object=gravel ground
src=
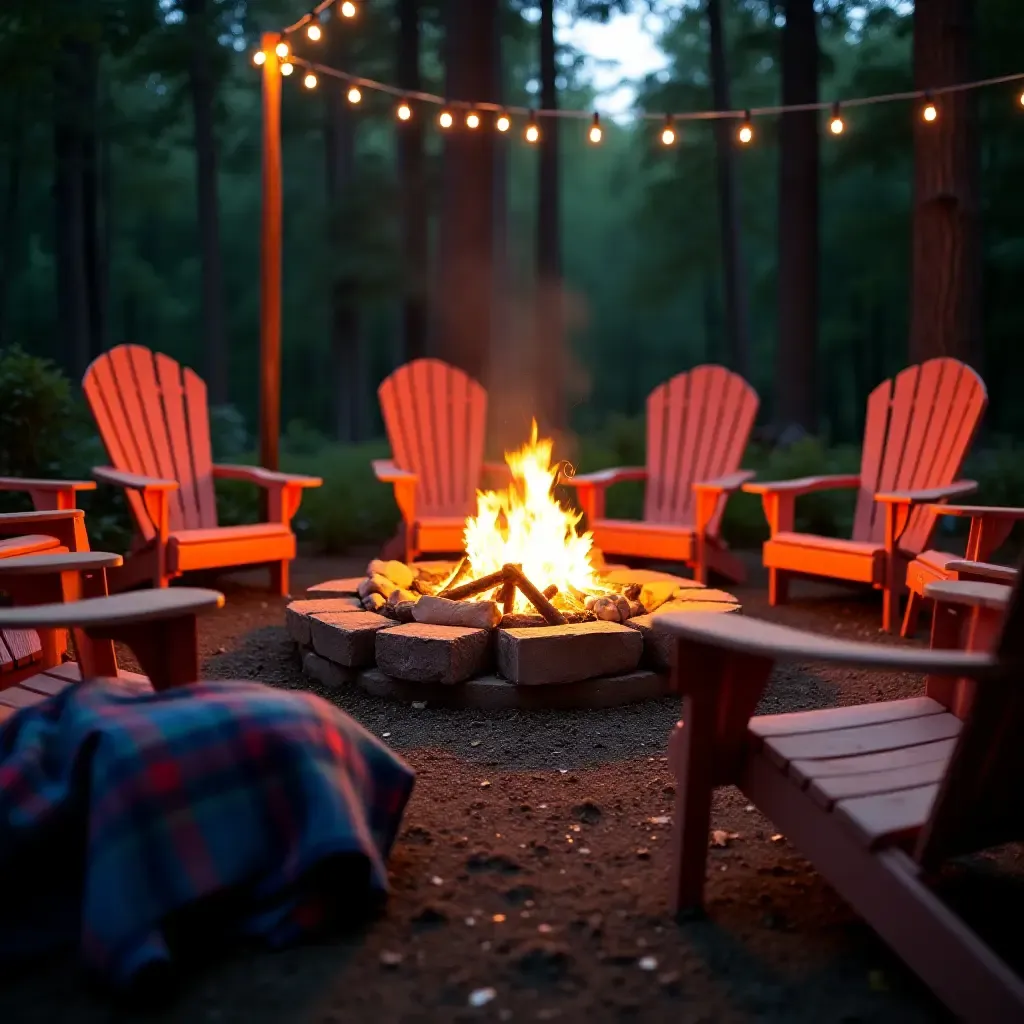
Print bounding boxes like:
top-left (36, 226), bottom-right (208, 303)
top-left (1, 551), bottom-right (1022, 1024)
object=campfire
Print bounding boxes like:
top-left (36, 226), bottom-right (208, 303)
top-left (358, 423), bottom-right (670, 628)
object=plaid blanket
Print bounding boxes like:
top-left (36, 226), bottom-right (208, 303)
top-left (0, 679), bottom-right (414, 987)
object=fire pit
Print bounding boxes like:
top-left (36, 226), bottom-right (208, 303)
top-left (287, 424), bottom-right (740, 709)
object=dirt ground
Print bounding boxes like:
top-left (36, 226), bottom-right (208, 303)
top-left (2, 551), bottom-right (1022, 1023)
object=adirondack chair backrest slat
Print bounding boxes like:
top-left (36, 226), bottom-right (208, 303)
top-left (83, 345), bottom-right (219, 538)
top-left (378, 359), bottom-right (488, 518)
top-left (916, 569), bottom-right (1024, 866)
top-left (852, 359), bottom-right (986, 554)
top-left (644, 366), bottom-right (758, 530)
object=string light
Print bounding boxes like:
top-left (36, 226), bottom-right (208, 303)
top-left (253, 50), bottom-right (267, 66)
top-left (439, 108), bottom-right (454, 129)
top-left (347, 86), bottom-right (362, 104)
top-left (661, 115), bottom-right (676, 146)
top-left (496, 111), bottom-right (511, 132)
top-left (340, 1), bottom-right (356, 16)
top-left (466, 110), bottom-right (481, 129)
top-left (303, 72), bottom-right (317, 89)
top-left (738, 111), bottom-right (753, 144)
top-left (922, 94), bottom-right (938, 122)
top-left (397, 100), bottom-right (412, 121)
top-left (525, 111), bottom-right (540, 143)
top-left (275, 41), bottom-right (289, 58)
top-left (306, 21), bottom-right (321, 41)
top-left (588, 112), bottom-right (602, 144)
top-left (829, 102), bottom-right (845, 135)
top-left (1019, 89), bottom-right (1024, 107)
top-left (280, 62), bottom-right (294, 77)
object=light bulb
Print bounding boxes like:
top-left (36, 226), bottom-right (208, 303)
top-left (275, 41), bottom-right (289, 58)
top-left (829, 103), bottom-right (844, 134)
top-left (661, 116), bottom-right (675, 145)
top-left (496, 112), bottom-right (511, 132)
top-left (922, 97), bottom-right (938, 122)
top-left (588, 113), bottom-right (602, 144)
top-left (525, 112), bottom-right (540, 143)
top-left (306, 22), bottom-right (321, 41)
top-left (280, 62), bottom-right (294, 76)
top-left (303, 72), bottom-right (317, 89)
top-left (738, 112), bottom-right (753, 144)
top-left (341, 1), bottom-right (356, 17)
top-left (397, 101), bottom-right (412, 121)
top-left (253, 50), bottom-right (267, 66)
top-left (1019, 89), bottom-right (1024, 107)
top-left (347, 86), bottom-right (362, 104)
top-left (439, 109), bottom-right (454, 129)
top-left (466, 111), bottom-right (481, 129)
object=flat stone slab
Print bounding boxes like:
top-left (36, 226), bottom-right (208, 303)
top-left (376, 622), bottom-right (492, 684)
top-left (496, 621), bottom-right (642, 685)
top-left (286, 598), bottom-right (362, 645)
top-left (302, 651), bottom-right (357, 690)
top-left (354, 668), bottom-right (669, 710)
top-left (309, 610), bottom-right (394, 668)
top-left (306, 577), bottom-right (364, 598)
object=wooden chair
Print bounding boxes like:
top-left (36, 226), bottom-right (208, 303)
top-left (374, 358), bottom-right (508, 562)
top-left (83, 344), bottom-right (321, 595)
top-left (745, 358), bottom-right (986, 632)
top-left (902, 503), bottom-right (1024, 637)
top-left (566, 366), bottom-right (758, 583)
top-left (0, 585), bottom-right (225, 725)
top-left (654, 571), bottom-right (1024, 1022)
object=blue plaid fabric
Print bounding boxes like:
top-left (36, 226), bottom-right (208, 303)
top-left (0, 680), bottom-right (414, 987)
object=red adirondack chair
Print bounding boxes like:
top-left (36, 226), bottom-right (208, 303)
top-left (745, 358), bottom-right (986, 632)
top-left (374, 358), bottom-right (508, 562)
top-left (83, 345), bottom-right (321, 595)
top-left (655, 571), bottom-right (1024, 1022)
top-left (567, 366), bottom-right (758, 584)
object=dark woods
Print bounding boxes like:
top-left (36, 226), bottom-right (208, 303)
top-left (0, 0), bottom-right (1019, 449)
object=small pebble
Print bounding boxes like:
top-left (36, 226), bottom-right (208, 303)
top-left (412, 701), bottom-right (427, 709)
top-left (480, 780), bottom-right (491, 789)
top-left (382, 732), bottom-right (391, 738)
top-left (379, 950), bottom-right (403, 968)
top-left (471, 739), bottom-right (482, 747)
top-left (431, 875), bottom-right (444, 886)
top-left (492, 913), bottom-right (506, 923)
top-left (468, 987), bottom-right (497, 1008)
top-left (638, 955), bottom-right (659, 971)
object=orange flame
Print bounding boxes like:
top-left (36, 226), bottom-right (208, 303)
top-left (463, 421), bottom-right (602, 613)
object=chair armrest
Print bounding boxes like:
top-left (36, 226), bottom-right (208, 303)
top-left (924, 579), bottom-right (1011, 612)
top-left (693, 470), bottom-right (756, 496)
top-left (564, 467), bottom-right (647, 487)
top-left (93, 466), bottom-right (179, 492)
top-left (372, 459), bottom-right (417, 484)
top-left (213, 464), bottom-right (322, 488)
top-left (928, 504), bottom-right (1024, 521)
top-left (654, 610), bottom-right (998, 676)
top-left (874, 480), bottom-right (978, 506)
top-left (0, 510), bottom-right (84, 526)
top-left (0, 587), bottom-right (222, 629)
top-left (0, 477), bottom-right (96, 494)
top-left (946, 559), bottom-right (1018, 584)
top-left (0, 509), bottom-right (89, 552)
top-left (743, 474), bottom-right (860, 497)
top-left (0, 551), bottom-right (122, 576)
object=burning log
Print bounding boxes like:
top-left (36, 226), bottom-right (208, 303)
top-left (500, 563), bottom-right (521, 614)
top-left (443, 568), bottom-right (508, 602)
top-left (542, 584), bottom-right (558, 600)
top-left (412, 595), bottom-right (501, 629)
top-left (506, 566), bottom-right (566, 626)
top-left (499, 610), bottom-right (595, 628)
top-left (438, 557), bottom-right (471, 596)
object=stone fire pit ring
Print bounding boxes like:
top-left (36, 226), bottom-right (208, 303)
top-left (287, 560), bottom-right (740, 711)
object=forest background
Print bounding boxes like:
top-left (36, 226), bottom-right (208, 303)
top-left (0, 0), bottom-right (1019, 553)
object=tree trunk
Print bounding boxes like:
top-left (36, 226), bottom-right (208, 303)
top-left (52, 38), bottom-right (91, 376)
top-left (184, 0), bottom-right (228, 404)
top-left (435, 0), bottom-right (498, 383)
top-left (909, 0), bottom-right (979, 367)
top-left (324, 28), bottom-right (361, 442)
top-left (535, 0), bottom-right (564, 432)
top-left (706, 0), bottom-right (751, 378)
top-left (776, 0), bottom-right (819, 432)
top-left (396, 0), bottom-right (428, 363)
top-left (0, 109), bottom-right (25, 346)
top-left (80, 42), bottom-right (105, 357)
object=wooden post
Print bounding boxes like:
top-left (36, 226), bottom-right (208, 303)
top-left (259, 31), bottom-right (283, 475)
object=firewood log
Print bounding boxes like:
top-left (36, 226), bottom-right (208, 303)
top-left (362, 592), bottom-right (387, 612)
top-left (592, 596), bottom-right (621, 622)
top-left (412, 595), bottom-right (501, 629)
top-left (387, 587), bottom-right (418, 607)
top-left (613, 595), bottom-right (631, 621)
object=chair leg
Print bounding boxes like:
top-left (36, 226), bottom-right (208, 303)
top-left (270, 560), bottom-right (289, 597)
top-left (768, 568), bottom-right (789, 606)
top-left (901, 589), bottom-right (924, 639)
top-left (882, 582), bottom-right (897, 634)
